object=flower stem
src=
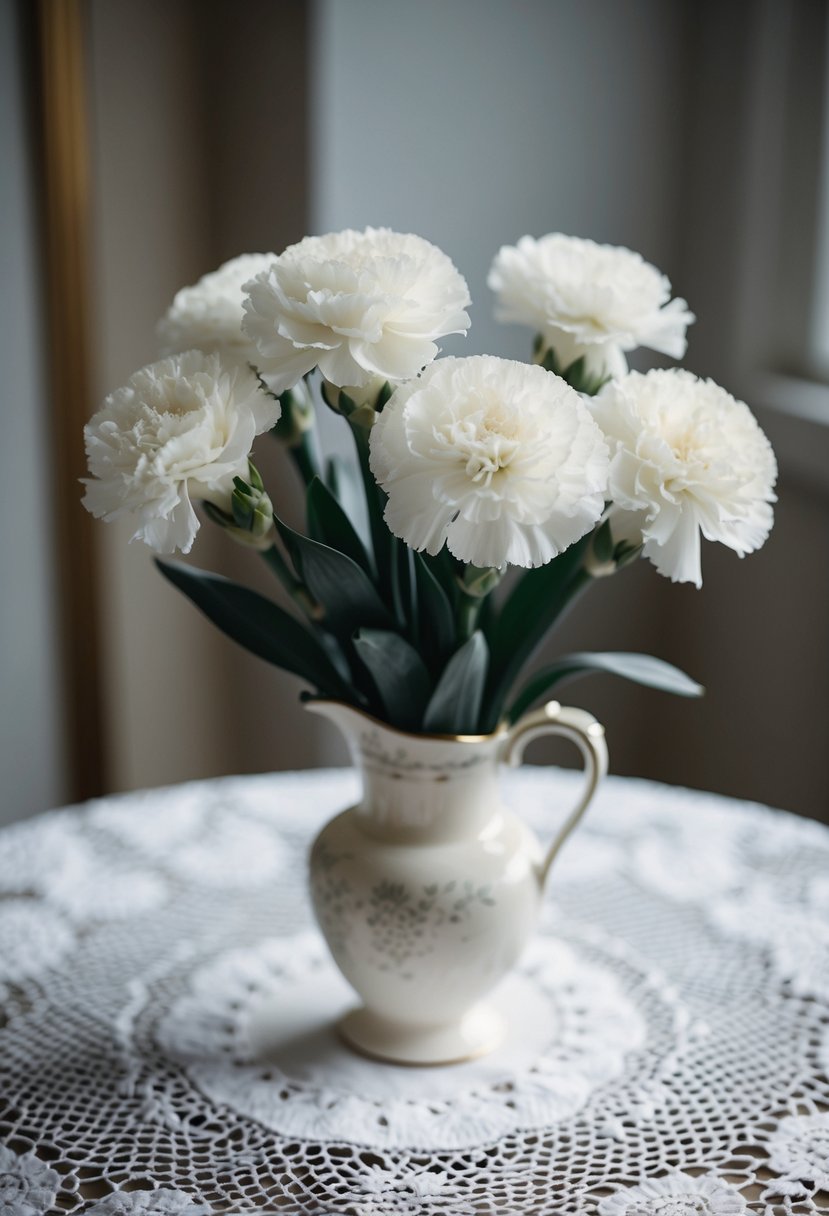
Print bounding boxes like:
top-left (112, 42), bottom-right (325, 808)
top-left (260, 544), bottom-right (320, 619)
top-left (289, 429), bottom-right (320, 487)
top-left (407, 545), bottom-right (420, 649)
top-left (348, 419), bottom-right (392, 598)
top-left (457, 592), bottom-right (482, 642)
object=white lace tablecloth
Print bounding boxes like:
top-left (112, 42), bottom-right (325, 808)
top-left (2, 767), bottom-right (829, 1216)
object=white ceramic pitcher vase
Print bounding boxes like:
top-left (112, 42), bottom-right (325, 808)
top-left (307, 698), bottom-right (608, 1066)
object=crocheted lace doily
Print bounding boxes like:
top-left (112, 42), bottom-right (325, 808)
top-left (1, 767), bottom-right (828, 1214)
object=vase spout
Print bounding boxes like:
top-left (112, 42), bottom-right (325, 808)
top-left (304, 697), bottom-right (370, 758)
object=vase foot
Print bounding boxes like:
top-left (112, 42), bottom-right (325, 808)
top-left (338, 1004), bottom-right (505, 1066)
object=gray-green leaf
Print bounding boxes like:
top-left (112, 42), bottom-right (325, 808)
top-left (353, 628), bottom-right (432, 731)
top-left (481, 538), bottom-right (589, 731)
top-left (156, 560), bottom-right (355, 701)
top-left (507, 650), bottom-right (704, 723)
top-left (423, 631), bottom-right (489, 734)
top-left (413, 552), bottom-right (455, 665)
top-left (275, 517), bottom-right (393, 640)
top-left (306, 476), bottom-right (374, 577)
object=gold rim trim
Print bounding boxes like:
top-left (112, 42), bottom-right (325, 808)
top-left (305, 697), bottom-right (509, 744)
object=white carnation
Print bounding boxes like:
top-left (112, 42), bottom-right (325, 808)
top-left (82, 351), bottom-right (280, 554)
top-left (242, 227), bottom-right (471, 396)
top-left (488, 233), bottom-right (694, 379)
top-left (593, 368), bottom-right (777, 587)
top-left (369, 355), bottom-right (609, 570)
top-left (157, 253), bottom-right (277, 359)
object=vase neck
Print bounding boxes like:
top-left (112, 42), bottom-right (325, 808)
top-left (306, 702), bottom-right (506, 843)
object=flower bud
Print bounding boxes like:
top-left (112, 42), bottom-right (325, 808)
top-left (458, 564), bottom-right (503, 599)
top-left (584, 518), bottom-right (642, 578)
top-left (613, 540), bottom-right (643, 570)
top-left (204, 462), bottom-right (276, 551)
top-left (321, 378), bottom-right (391, 428)
top-left (271, 381), bottom-right (315, 448)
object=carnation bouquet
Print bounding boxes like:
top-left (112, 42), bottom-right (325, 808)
top-left (83, 229), bottom-right (777, 736)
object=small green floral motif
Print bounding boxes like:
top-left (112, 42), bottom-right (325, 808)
top-left (366, 878), bottom-right (497, 977)
top-left (311, 846), bottom-right (497, 980)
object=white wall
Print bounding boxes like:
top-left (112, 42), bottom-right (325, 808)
top-left (0, 0), bottom-right (68, 823)
top-left (312, 0), bottom-right (687, 361)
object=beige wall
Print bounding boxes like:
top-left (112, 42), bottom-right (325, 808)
top-left (87, 0), bottom-right (343, 793)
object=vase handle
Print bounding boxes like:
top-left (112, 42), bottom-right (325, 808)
top-left (501, 701), bottom-right (608, 891)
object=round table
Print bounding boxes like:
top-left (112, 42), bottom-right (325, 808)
top-left (1, 767), bottom-right (829, 1216)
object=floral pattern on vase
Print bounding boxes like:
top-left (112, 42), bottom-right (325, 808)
top-left (311, 841), bottom-right (498, 980)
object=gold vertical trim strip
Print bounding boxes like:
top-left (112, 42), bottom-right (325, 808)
top-left (36, 0), bottom-right (106, 800)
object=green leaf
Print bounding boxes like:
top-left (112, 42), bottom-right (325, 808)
top-left (156, 560), bottom-right (355, 701)
top-left (413, 552), bottom-right (455, 665)
top-left (275, 516), bottom-right (393, 640)
top-left (318, 630), bottom-right (353, 685)
top-left (325, 454), bottom-right (372, 553)
top-left (353, 628), bottom-right (432, 731)
top-left (423, 631), bottom-right (489, 734)
top-left (389, 537), bottom-right (409, 630)
top-left (482, 538), bottom-right (590, 731)
top-left (540, 346), bottom-right (561, 374)
top-left (406, 545), bottom-right (419, 645)
top-left (421, 547), bottom-right (460, 604)
top-left (562, 354), bottom-right (587, 385)
top-left (507, 651), bottom-right (704, 723)
top-left (538, 345), bottom-right (608, 395)
top-left (348, 416), bottom-right (393, 596)
top-left (306, 476), bottom-right (374, 577)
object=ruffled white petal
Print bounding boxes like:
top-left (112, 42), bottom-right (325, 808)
top-left (644, 505), bottom-right (703, 588)
top-left (593, 368), bottom-right (777, 586)
top-left (369, 355), bottom-right (609, 570)
top-left (242, 228), bottom-right (470, 394)
top-left (157, 253), bottom-right (277, 359)
top-left (488, 233), bottom-right (694, 375)
top-left (82, 351), bottom-right (281, 554)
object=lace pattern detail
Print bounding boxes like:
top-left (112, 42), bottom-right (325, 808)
top-left (0, 769), bottom-right (827, 1212)
top-left (0, 1146), bottom-right (62, 1216)
top-left (597, 1172), bottom-right (747, 1215)
top-left (0, 900), bottom-right (75, 991)
top-left (151, 928), bottom-right (660, 1150)
top-left (85, 1190), bottom-right (209, 1215)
